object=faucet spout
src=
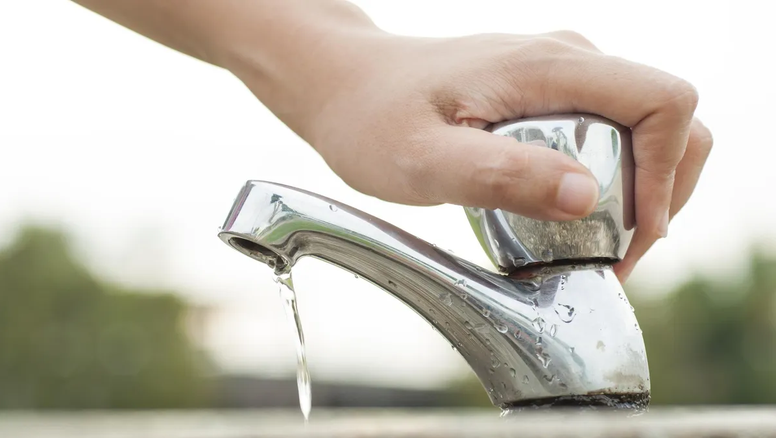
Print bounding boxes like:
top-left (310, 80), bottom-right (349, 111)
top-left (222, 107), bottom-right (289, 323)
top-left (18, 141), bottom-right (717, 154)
top-left (218, 180), bottom-right (650, 408)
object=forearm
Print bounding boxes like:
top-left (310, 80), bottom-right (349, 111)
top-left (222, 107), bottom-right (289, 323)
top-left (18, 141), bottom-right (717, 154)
top-left (71, 0), bottom-right (384, 139)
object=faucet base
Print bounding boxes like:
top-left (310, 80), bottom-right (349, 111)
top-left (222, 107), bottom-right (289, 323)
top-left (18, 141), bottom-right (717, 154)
top-left (502, 391), bottom-right (650, 413)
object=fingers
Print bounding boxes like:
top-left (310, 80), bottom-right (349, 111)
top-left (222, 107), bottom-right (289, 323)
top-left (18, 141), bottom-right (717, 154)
top-left (614, 118), bottom-right (713, 282)
top-left (485, 43), bottom-right (697, 237)
top-left (668, 118), bottom-right (714, 217)
top-left (404, 126), bottom-right (600, 220)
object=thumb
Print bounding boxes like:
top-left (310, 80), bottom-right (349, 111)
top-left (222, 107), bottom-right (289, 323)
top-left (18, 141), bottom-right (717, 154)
top-left (417, 126), bottom-right (600, 221)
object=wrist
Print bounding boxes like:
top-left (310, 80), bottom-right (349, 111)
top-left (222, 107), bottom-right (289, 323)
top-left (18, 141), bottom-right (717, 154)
top-left (220, 1), bottom-right (387, 144)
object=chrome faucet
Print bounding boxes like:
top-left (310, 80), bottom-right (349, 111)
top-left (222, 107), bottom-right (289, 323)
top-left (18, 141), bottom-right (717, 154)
top-left (217, 114), bottom-right (650, 409)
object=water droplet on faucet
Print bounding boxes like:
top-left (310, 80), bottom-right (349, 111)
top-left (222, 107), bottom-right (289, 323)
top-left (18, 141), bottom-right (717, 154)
top-left (440, 292), bottom-right (453, 306)
top-left (522, 375), bottom-right (530, 384)
top-left (510, 368), bottom-right (517, 378)
top-left (521, 281), bottom-right (542, 292)
top-left (549, 324), bottom-right (558, 337)
top-left (541, 249), bottom-right (554, 262)
top-left (464, 321), bottom-right (473, 330)
top-left (555, 304), bottom-right (576, 323)
top-left (329, 204), bottom-right (338, 212)
top-left (490, 356), bottom-right (501, 368)
top-left (482, 309), bottom-right (491, 318)
top-left (495, 322), bottom-right (509, 333)
top-left (511, 256), bottom-right (527, 268)
top-left (454, 279), bottom-right (467, 288)
top-left (532, 317), bottom-right (546, 333)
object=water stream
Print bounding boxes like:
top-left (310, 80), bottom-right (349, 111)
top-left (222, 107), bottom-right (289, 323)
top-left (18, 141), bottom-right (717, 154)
top-left (275, 271), bottom-right (311, 421)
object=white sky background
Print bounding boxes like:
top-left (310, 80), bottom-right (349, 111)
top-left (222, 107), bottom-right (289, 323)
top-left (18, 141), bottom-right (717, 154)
top-left (0, 0), bottom-right (773, 389)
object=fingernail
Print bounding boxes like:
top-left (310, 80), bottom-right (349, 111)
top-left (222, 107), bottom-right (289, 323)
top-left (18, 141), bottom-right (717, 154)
top-left (556, 173), bottom-right (599, 216)
top-left (658, 210), bottom-right (669, 238)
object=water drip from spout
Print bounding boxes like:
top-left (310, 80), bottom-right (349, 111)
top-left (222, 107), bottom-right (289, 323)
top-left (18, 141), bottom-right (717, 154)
top-left (275, 271), bottom-right (311, 422)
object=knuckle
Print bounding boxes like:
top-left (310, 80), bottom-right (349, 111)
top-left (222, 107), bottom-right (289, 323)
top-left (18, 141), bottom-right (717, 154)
top-left (546, 30), bottom-right (596, 49)
top-left (398, 156), bottom-right (432, 202)
top-left (518, 36), bottom-right (575, 58)
top-left (394, 134), bottom-right (438, 203)
top-left (477, 147), bottom-right (532, 208)
top-left (657, 78), bottom-right (700, 115)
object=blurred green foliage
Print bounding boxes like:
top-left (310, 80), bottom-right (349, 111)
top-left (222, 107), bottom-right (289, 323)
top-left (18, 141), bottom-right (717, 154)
top-left (0, 226), bottom-right (212, 409)
top-left (635, 250), bottom-right (776, 405)
top-left (449, 251), bottom-right (776, 407)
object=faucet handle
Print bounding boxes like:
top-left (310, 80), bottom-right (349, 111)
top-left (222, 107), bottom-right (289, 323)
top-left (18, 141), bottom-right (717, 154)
top-left (465, 114), bottom-right (635, 273)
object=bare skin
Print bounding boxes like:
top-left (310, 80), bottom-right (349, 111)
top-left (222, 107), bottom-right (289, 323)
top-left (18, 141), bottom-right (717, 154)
top-left (71, 0), bottom-right (713, 282)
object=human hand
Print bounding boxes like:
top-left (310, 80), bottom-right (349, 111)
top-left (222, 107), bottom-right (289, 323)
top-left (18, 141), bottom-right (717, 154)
top-left (235, 30), bottom-right (712, 282)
